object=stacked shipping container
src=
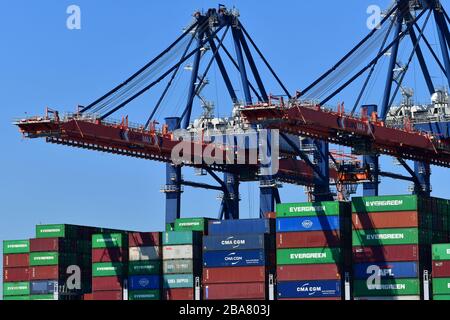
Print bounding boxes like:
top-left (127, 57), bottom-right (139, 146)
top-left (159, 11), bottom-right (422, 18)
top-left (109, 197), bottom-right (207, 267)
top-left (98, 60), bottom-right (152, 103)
top-left (351, 195), bottom-right (442, 300)
top-left (3, 240), bottom-right (30, 300)
top-left (203, 219), bottom-right (275, 300)
top-left (91, 233), bottom-right (128, 300)
top-left (432, 243), bottom-right (450, 300)
top-left (162, 222), bottom-right (203, 300)
top-left (28, 224), bottom-right (91, 300)
top-left (127, 232), bottom-right (162, 300)
top-left (275, 202), bottom-right (351, 300)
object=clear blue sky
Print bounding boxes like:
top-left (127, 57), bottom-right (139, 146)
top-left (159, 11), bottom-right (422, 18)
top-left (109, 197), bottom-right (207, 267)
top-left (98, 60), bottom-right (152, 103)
top-left (1, 0), bottom-right (450, 296)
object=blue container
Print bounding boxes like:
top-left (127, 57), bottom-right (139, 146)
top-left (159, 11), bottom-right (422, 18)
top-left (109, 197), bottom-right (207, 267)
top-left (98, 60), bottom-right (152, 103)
top-left (208, 219), bottom-right (274, 235)
top-left (353, 262), bottom-right (418, 280)
top-left (30, 280), bottom-right (58, 295)
top-left (203, 234), bottom-right (272, 251)
top-left (128, 275), bottom-right (161, 290)
top-left (276, 216), bottom-right (340, 232)
top-left (203, 249), bottom-right (267, 267)
top-left (277, 280), bottom-right (342, 299)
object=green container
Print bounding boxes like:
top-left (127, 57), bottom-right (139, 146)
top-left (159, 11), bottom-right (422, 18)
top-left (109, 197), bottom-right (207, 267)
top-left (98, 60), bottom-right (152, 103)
top-left (352, 195), bottom-right (419, 213)
top-left (3, 295), bottom-right (30, 300)
top-left (92, 262), bottom-right (123, 277)
top-left (433, 295), bottom-right (450, 300)
top-left (128, 261), bottom-right (161, 275)
top-left (3, 240), bottom-right (30, 254)
top-left (276, 201), bottom-right (342, 217)
top-left (36, 224), bottom-right (77, 239)
top-left (433, 278), bottom-right (450, 295)
top-left (3, 282), bottom-right (30, 296)
top-left (353, 279), bottom-right (420, 296)
top-left (163, 274), bottom-right (194, 288)
top-left (92, 233), bottom-right (123, 248)
top-left (30, 294), bottom-right (56, 300)
top-left (432, 243), bottom-right (450, 261)
top-left (352, 228), bottom-right (419, 246)
top-left (174, 218), bottom-right (210, 232)
top-left (276, 247), bottom-right (341, 265)
top-left (162, 231), bottom-right (201, 245)
top-left (29, 252), bottom-right (59, 266)
top-left (128, 290), bottom-right (160, 300)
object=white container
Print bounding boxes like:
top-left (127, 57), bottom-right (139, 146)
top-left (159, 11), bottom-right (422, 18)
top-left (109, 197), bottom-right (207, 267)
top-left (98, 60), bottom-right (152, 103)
top-left (129, 246), bottom-right (161, 261)
top-left (353, 296), bottom-right (421, 300)
top-left (162, 245), bottom-right (200, 260)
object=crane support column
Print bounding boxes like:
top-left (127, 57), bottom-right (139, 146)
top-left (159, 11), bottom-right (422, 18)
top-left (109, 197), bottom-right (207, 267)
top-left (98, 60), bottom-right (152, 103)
top-left (433, 7), bottom-right (450, 90)
top-left (260, 129), bottom-right (279, 217)
top-left (313, 140), bottom-right (333, 201)
top-left (224, 172), bottom-right (240, 219)
top-left (381, 1), bottom-right (406, 119)
top-left (414, 161), bottom-right (431, 196)
top-left (232, 26), bottom-right (252, 105)
top-left (362, 105), bottom-right (379, 196)
top-left (164, 117), bottom-right (182, 224)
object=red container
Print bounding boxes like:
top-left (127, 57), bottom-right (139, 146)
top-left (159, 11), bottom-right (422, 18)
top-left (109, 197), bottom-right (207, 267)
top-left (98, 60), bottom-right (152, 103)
top-left (204, 282), bottom-right (266, 300)
top-left (433, 260), bottom-right (450, 278)
top-left (30, 238), bottom-right (76, 252)
top-left (353, 245), bottom-right (419, 263)
top-left (277, 264), bottom-right (341, 281)
top-left (276, 231), bottom-right (341, 248)
top-left (3, 267), bottom-right (29, 282)
top-left (92, 248), bottom-right (127, 263)
top-left (92, 290), bottom-right (122, 300)
top-left (92, 276), bottom-right (123, 291)
top-left (203, 266), bottom-right (267, 284)
top-left (163, 288), bottom-right (194, 300)
top-left (353, 211), bottom-right (418, 229)
top-left (82, 293), bottom-right (94, 300)
top-left (30, 266), bottom-right (59, 280)
top-left (3, 253), bottom-right (29, 268)
top-left (129, 232), bottom-right (161, 247)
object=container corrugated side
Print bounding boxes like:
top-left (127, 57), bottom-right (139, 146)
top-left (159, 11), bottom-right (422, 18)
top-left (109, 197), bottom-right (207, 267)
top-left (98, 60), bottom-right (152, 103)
top-left (353, 279), bottom-right (420, 296)
top-left (276, 201), bottom-right (342, 217)
top-left (174, 218), bottom-right (213, 232)
top-left (129, 275), bottom-right (161, 291)
top-left (3, 240), bottom-right (30, 254)
top-left (162, 231), bottom-right (202, 245)
top-left (203, 249), bottom-right (268, 268)
top-left (92, 233), bottom-right (124, 248)
top-left (92, 262), bottom-right (124, 277)
top-left (207, 219), bottom-right (274, 235)
top-left (276, 216), bottom-right (341, 232)
top-left (352, 195), bottom-right (419, 213)
top-left (129, 246), bottom-right (161, 261)
top-left (3, 282), bottom-right (30, 296)
top-left (128, 290), bottom-right (160, 300)
top-left (432, 243), bottom-right (450, 260)
top-left (353, 262), bottom-right (418, 279)
top-left (128, 261), bottom-right (161, 275)
top-left (352, 228), bottom-right (419, 246)
top-left (162, 245), bottom-right (200, 260)
top-left (432, 278), bottom-right (450, 295)
top-left (203, 234), bottom-right (272, 251)
top-left (163, 274), bottom-right (194, 289)
top-left (277, 280), bottom-right (342, 299)
top-left (276, 247), bottom-right (341, 265)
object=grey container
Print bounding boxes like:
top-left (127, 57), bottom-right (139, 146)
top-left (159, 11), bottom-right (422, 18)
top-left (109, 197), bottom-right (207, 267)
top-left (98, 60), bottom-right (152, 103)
top-left (162, 259), bottom-right (202, 274)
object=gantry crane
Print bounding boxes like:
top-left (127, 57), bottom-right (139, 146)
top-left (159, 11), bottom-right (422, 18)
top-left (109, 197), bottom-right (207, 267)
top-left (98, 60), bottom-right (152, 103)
top-left (15, 1), bottom-right (450, 224)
